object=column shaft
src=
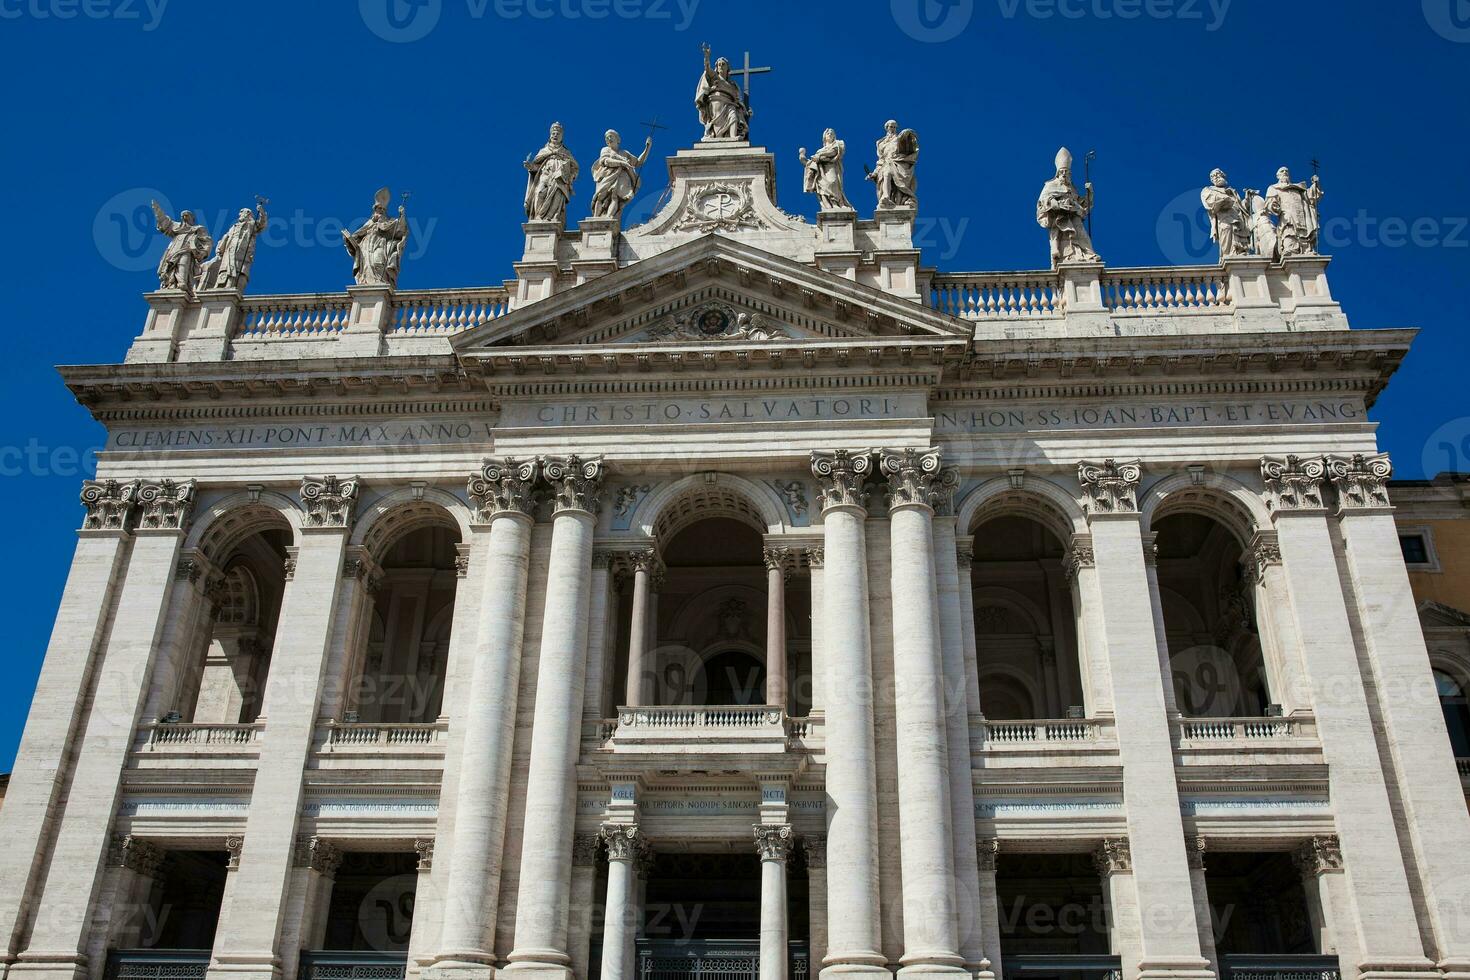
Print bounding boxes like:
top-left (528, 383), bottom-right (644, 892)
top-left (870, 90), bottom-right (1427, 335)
top-left (624, 562), bottom-right (651, 707)
top-left (758, 840), bottom-right (790, 980)
top-left (766, 555), bottom-right (788, 711)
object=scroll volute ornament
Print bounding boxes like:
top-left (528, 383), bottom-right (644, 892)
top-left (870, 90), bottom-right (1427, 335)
top-left (1077, 458), bottom-right (1141, 515)
top-left (80, 479), bottom-right (138, 531)
top-left (1326, 452), bottom-right (1392, 511)
top-left (879, 447), bottom-right (944, 510)
top-left (301, 476), bottom-right (362, 528)
top-left (810, 448), bottom-right (873, 511)
top-left (469, 456), bottom-right (540, 520)
top-left (1260, 454), bottom-right (1327, 512)
top-left (135, 479), bottom-right (197, 531)
top-left (542, 454), bottom-right (606, 515)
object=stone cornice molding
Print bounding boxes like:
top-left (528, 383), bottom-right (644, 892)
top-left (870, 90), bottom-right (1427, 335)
top-left (753, 823), bottom-right (794, 863)
top-left (468, 456), bottom-right (540, 522)
top-left (810, 448), bottom-right (873, 513)
top-left (879, 447), bottom-right (945, 512)
top-left (1261, 455), bottom-right (1328, 514)
top-left (1327, 452), bottom-right (1393, 513)
top-left (1078, 459), bottom-right (1142, 517)
top-left (301, 476), bottom-right (362, 529)
top-left (543, 454), bottom-right (606, 516)
top-left (1292, 835), bottom-right (1343, 877)
top-left (81, 479), bottom-right (138, 532)
top-left (1093, 837), bottom-right (1132, 876)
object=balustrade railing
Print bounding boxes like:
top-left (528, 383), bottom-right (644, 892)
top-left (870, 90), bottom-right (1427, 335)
top-left (322, 721), bottom-right (447, 749)
top-left (1458, 757), bottom-right (1470, 778)
top-left (298, 950), bottom-right (408, 980)
top-left (625, 939), bottom-right (808, 980)
top-left (1219, 954), bottom-right (1341, 980)
top-left (980, 718), bottom-right (1102, 744)
top-left (1101, 266), bottom-right (1231, 313)
top-left (616, 706), bottom-right (784, 730)
top-left (1003, 953), bottom-right (1123, 980)
top-left (104, 950), bottom-right (211, 980)
top-left (140, 722), bottom-right (262, 749)
top-left (1176, 716), bottom-right (1303, 742)
top-left (390, 286), bottom-right (510, 335)
top-left (931, 272), bottom-right (1064, 319)
top-left (237, 293), bottom-right (353, 337)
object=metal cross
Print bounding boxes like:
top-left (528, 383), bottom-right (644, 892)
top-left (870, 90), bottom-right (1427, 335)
top-left (728, 51), bottom-right (772, 99)
top-left (640, 115), bottom-right (669, 144)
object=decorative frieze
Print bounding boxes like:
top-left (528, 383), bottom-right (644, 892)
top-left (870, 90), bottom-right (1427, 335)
top-left (80, 479), bottom-right (137, 531)
top-left (1327, 452), bottom-right (1393, 511)
top-left (1261, 455), bottom-right (1327, 512)
top-left (1292, 835), bottom-right (1344, 877)
top-left (468, 456), bottom-right (540, 521)
top-left (415, 838), bottom-right (435, 872)
top-left (1093, 837), bottom-right (1132, 876)
top-left (753, 823), bottom-right (794, 863)
top-left (976, 838), bottom-right (999, 873)
top-left (293, 835), bottom-right (342, 878)
top-left (542, 454), bottom-right (606, 515)
top-left (135, 479), bottom-right (197, 531)
top-left (1077, 458), bottom-right (1141, 515)
top-left (810, 448), bottom-right (872, 511)
top-left (878, 447), bottom-right (944, 511)
top-left (301, 476), bottom-right (361, 528)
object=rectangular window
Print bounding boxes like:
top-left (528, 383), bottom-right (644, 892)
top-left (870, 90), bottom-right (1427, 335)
top-left (1400, 533), bottom-right (1431, 566)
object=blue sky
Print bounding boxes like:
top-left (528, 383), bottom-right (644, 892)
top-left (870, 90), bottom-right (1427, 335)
top-left (0, 0), bottom-right (1466, 769)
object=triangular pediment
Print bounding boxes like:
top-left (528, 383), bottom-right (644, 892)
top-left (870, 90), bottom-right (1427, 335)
top-left (450, 234), bottom-right (969, 353)
top-left (1420, 599), bottom-right (1470, 630)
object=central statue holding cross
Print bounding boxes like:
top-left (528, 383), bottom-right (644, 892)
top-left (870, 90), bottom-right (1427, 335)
top-left (695, 43), bottom-right (751, 141)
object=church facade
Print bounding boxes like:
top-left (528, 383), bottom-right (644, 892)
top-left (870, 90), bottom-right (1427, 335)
top-left (3, 60), bottom-right (1469, 980)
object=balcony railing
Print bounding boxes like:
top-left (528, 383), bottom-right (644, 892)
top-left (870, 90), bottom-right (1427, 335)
top-left (104, 949), bottom-right (211, 980)
top-left (629, 939), bottom-right (808, 980)
top-left (1003, 953), bottom-right (1123, 980)
top-left (979, 718), bottom-right (1106, 745)
top-left (1174, 716), bottom-right (1314, 743)
top-left (138, 722), bottom-right (262, 750)
top-left (298, 950), bottom-right (408, 980)
top-left (321, 721), bottom-right (447, 750)
top-left (596, 706), bottom-right (798, 756)
top-left (1219, 954), bottom-right (1341, 980)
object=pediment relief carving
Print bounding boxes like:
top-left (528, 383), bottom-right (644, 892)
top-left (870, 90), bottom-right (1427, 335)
top-left (643, 301), bottom-right (786, 343)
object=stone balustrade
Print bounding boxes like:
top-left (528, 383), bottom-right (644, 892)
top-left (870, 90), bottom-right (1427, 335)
top-left (978, 717), bottom-right (1107, 744)
top-left (1100, 265), bottom-right (1231, 314)
top-left (930, 271), bottom-right (1064, 320)
top-left (138, 722), bottom-right (263, 751)
top-left (320, 721), bottom-right (448, 750)
top-left (1174, 715), bottom-right (1315, 743)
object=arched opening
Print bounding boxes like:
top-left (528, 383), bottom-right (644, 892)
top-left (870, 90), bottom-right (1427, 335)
top-left (1436, 668), bottom-right (1470, 758)
top-left (176, 525), bottom-right (290, 724)
top-left (1151, 512), bottom-right (1271, 717)
top-left (349, 522), bottom-right (462, 723)
top-left (970, 515), bottom-right (1084, 720)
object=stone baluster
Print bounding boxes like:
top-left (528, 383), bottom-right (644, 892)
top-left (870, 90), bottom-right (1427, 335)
top-left (878, 448), bottom-right (966, 980)
top-left (505, 455), bottom-right (605, 980)
top-left (624, 548), bottom-right (658, 707)
top-left (808, 449), bottom-right (887, 980)
top-left (764, 547), bottom-right (792, 712)
top-left (755, 825), bottom-right (794, 980)
top-left (14, 481), bottom-right (197, 976)
top-left (431, 459), bottom-right (542, 979)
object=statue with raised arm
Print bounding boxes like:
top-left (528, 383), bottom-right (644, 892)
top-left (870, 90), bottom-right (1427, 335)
top-left (590, 129), bottom-right (652, 220)
top-left (1266, 166), bottom-right (1324, 257)
top-left (200, 198), bottom-right (268, 291)
top-left (868, 120), bottom-right (918, 209)
top-left (695, 43), bottom-right (750, 140)
top-left (1037, 146), bottom-right (1099, 266)
top-left (342, 187), bottom-right (408, 288)
top-left (799, 129), bottom-right (852, 211)
top-left (523, 121), bottom-right (579, 224)
top-left (150, 201), bottom-right (213, 297)
top-left (1245, 190), bottom-right (1279, 262)
top-left (1200, 169), bottom-right (1251, 260)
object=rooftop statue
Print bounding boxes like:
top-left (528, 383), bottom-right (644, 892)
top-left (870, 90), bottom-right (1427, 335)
top-left (1037, 146), bottom-right (1099, 266)
top-left (799, 129), bottom-right (852, 212)
top-left (868, 120), bottom-right (918, 209)
top-left (199, 198), bottom-right (268, 292)
top-left (1200, 169), bottom-right (1251, 260)
top-left (150, 201), bottom-right (213, 298)
top-left (524, 122), bottom-right (579, 224)
top-left (342, 187), bottom-right (408, 288)
top-left (695, 43), bottom-right (751, 141)
top-left (590, 129), bottom-right (653, 221)
top-left (1266, 166), bottom-right (1324, 257)
top-left (1246, 190), bottom-right (1279, 263)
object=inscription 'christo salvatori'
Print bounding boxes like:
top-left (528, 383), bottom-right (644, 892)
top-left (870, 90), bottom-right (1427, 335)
top-left (528, 396), bottom-right (904, 426)
top-left (939, 398), bottom-right (1363, 433)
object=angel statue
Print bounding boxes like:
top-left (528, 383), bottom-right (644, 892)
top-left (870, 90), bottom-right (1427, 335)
top-left (868, 120), bottom-right (918, 209)
top-left (695, 43), bottom-right (750, 141)
top-left (150, 201), bottom-right (213, 297)
top-left (1266, 166), bottom-right (1324, 257)
top-left (341, 187), bottom-right (409, 288)
top-left (1036, 146), bottom-right (1099, 266)
top-left (524, 121), bottom-right (579, 224)
top-left (590, 129), bottom-right (653, 220)
top-left (199, 198), bottom-right (269, 291)
top-left (1200, 169), bottom-right (1250, 260)
top-left (799, 129), bottom-right (852, 212)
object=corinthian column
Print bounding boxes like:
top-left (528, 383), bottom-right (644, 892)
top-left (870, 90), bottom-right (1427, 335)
top-left (878, 448), bottom-right (965, 980)
top-left (624, 549), bottom-right (657, 707)
top-left (505, 455), bottom-right (605, 980)
top-left (599, 825), bottom-right (648, 980)
top-left (431, 459), bottom-right (541, 980)
top-left (755, 825), bottom-right (794, 980)
top-left (809, 449), bottom-right (887, 980)
top-left (764, 547), bottom-right (792, 712)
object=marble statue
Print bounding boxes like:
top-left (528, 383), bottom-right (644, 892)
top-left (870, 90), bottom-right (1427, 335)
top-left (1037, 147), bottom-right (1099, 266)
top-left (868, 120), bottom-right (918, 209)
top-left (590, 129), bottom-right (653, 220)
top-left (1200, 169), bottom-right (1251, 260)
top-left (696, 44), bottom-right (751, 140)
top-left (1246, 190), bottom-right (1279, 263)
top-left (1266, 167), bottom-right (1324, 257)
top-left (150, 201), bottom-right (213, 297)
top-left (799, 129), bottom-right (852, 211)
top-left (524, 122), bottom-right (579, 224)
top-left (341, 187), bottom-right (408, 288)
top-left (199, 199), bottom-right (268, 292)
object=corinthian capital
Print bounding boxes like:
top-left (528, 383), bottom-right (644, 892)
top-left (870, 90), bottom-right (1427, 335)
top-left (135, 479), bottom-right (197, 532)
top-left (878, 447), bottom-right (947, 512)
top-left (468, 456), bottom-right (540, 521)
top-left (1291, 835), bottom-right (1343, 877)
top-left (600, 823), bottom-right (648, 863)
top-left (1092, 837), bottom-right (1132, 876)
top-left (753, 823), bottom-right (793, 863)
top-left (80, 479), bottom-right (138, 531)
top-left (1261, 455), bottom-right (1327, 512)
top-left (1326, 453), bottom-right (1392, 512)
top-left (1078, 459), bottom-right (1141, 515)
top-left (542, 454), bottom-right (605, 515)
top-left (301, 476), bottom-right (361, 528)
top-left (810, 448), bottom-right (873, 512)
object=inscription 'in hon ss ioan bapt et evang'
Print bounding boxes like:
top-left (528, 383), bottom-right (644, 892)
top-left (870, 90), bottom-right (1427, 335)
top-left (936, 397), bottom-right (1366, 433)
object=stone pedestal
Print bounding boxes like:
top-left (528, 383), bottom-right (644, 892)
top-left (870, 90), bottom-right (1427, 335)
top-left (177, 287), bottom-right (244, 361)
top-left (815, 210), bottom-right (859, 280)
top-left (125, 290), bottom-right (192, 363)
top-left (1057, 260), bottom-right (1110, 332)
top-left (573, 215), bottom-right (620, 284)
top-left (340, 284), bottom-right (392, 357)
top-left (514, 220), bottom-right (565, 308)
top-left (873, 207), bottom-right (921, 301)
top-left (1220, 255), bottom-right (1279, 331)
